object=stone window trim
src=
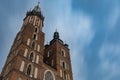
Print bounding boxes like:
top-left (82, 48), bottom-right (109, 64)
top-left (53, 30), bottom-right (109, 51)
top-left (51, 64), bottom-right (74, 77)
top-left (26, 63), bottom-right (33, 77)
top-left (24, 48), bottom-right (28, 57)
top-left (20, 61), bottom-right (25, 72)
top-left (35, 55), bottom-right (39, 64)
top-left (35, 26), bottom-right (39, 33)
top-left (34, 67), bottom-right (38, 78)
top-left (29, 51), bottom-right (35, 62)
top-left (33, 33), bottom-right (38, 40)
top-left (27, 38), bottom-right (31, 46)
top-left (61, 49), bottom-right (66, 57)
top-left (43, 69), bottom-right (55, 80)
top-left (31, 41), bottom-right (36, 50)
top-left (37, 45), bottom-right (40, 52)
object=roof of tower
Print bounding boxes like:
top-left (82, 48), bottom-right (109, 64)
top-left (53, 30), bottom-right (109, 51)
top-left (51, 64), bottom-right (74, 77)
top-left (45, 30), bottom-right (69, 49)
top-left (32, 3), bottom-right (41, 13)
top-left (24, 3), bottom-right (44, 20)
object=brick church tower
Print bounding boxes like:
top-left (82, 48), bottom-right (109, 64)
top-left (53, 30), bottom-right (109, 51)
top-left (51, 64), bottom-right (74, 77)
top-left (0, 3), bottom-right (73, 80)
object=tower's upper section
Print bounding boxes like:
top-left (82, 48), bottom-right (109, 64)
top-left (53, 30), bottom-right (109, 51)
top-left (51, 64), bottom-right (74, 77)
top-left (25, 4), bottom-right (44, 21)
top-left (22, 3), bottom-right (44, 31)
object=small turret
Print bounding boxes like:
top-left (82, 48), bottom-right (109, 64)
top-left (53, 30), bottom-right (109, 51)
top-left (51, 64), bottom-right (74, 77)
top-left (53, 31), bottom-right (59, 39)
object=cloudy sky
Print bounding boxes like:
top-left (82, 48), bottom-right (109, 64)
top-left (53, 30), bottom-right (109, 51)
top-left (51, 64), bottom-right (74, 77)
top-left (0, 0), bottom-right (120, 80)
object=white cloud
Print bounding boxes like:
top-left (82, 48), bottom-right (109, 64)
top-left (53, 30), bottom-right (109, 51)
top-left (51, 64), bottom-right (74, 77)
top-left (107, 5), bottom-right (120, 30)
top-left (40, 0), bottom-right (95, 80)
top-left (99, 43), bottom-right (120, 80)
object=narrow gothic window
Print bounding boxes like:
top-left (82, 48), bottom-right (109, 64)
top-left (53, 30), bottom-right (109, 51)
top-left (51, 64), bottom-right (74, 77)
top-left (34, 67), bottom-right (38, 78)
top-left (20, 61), bottom-right (25, 72)
top-left (31, 41), bottom-right (35, 49)
top-left (47, 50), bottom-right (52, 57)
top-left (27, 38), bottom-right (30, 45)
top-left (27, 64), bottom-right (32, 76)
top-left (36, 55), bottom-right (39, 64)
top-left (24, 49), bottom-right (28, 57)
top-left (60, 69), bottom-right (62, 77)
top-left (47, 51), bottom-right (50, 57)
top-left (33, 34), bottom-right (37, 40)
top-left (29, 52), bottom-right (34, 62)
top-left (63, 62), bottom-right (65, 69)
top-left (61, 49), bottom-right (65, 57)
top-left (33, 34), bottom-right (36, 40)
top-left (37, 45), bottom-right (40, 52)
top-left (35, 27), bottom-right (38, 33)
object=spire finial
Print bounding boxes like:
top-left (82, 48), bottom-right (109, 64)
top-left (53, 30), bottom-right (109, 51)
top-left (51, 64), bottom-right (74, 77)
top-left (38, 1), bottom-right (40, 6)
top-left (55, 28), bottom-right (57, 32)
top-left (54, 29), bottom-right (59, 39)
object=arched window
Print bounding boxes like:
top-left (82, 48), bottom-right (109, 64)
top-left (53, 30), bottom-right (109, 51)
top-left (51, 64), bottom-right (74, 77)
top-left (63, 62), bottom-right (65, 68)
top-left (29, 52), bottom-right (34, 61)
top-left (62, 62), bottom-right (65, 69)
top-left (61, 49), bottom-right (65, 57)
top-left (35, 26), bottom-right (39, 33)
top-left (33, 34), bottom-right (37, 40)
top-left (47, 50), bottom-right (52, 57)
top-left (47, 51), bottom-right (50, 57)
top-left (27, 64), bottom-right (32, 76)
top-left (44, 70), bottom-right (55, 80)
top-left (17, 77), bottom-right (22, 80)
top-left (31, 41), bottom-right (35, 49)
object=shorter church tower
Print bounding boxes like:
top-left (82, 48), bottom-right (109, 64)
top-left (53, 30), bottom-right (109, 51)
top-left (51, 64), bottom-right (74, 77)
top-left (0, 3), bottom-right (73, 80)
top-left (44, 31), bottom-right (73, 80)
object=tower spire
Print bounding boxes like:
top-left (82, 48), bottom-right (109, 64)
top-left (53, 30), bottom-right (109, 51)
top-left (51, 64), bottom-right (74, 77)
top-left (38, 1), bottom-right (40, 6)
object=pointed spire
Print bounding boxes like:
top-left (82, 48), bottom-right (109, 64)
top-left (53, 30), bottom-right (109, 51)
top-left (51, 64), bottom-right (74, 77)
top-left (38, 1), bottom-right (40, 5)
top-left (32, 2), bottom-right (41, 13)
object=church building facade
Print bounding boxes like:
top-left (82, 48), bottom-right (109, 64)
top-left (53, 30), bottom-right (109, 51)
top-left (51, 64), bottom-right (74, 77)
top-left (0, 4), bottom-right (73, 80)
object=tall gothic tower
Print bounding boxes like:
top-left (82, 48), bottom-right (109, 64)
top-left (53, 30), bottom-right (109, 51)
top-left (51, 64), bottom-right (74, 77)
top-left (0, 3), bottom-right (73, 80)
